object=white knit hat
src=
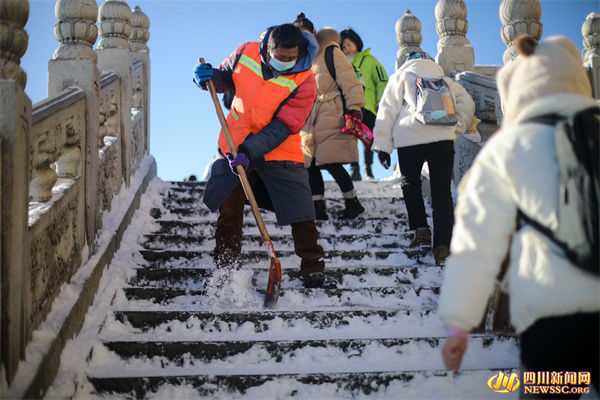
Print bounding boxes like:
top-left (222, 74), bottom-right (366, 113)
top-left (497, 35), bottom-right (592, 126)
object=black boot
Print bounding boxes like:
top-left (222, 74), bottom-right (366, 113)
top-left (350, 163), bottom-right (362, 181)
top-left (313, 199), bottom-right (328, 220)
top-left (342, 197), bottom-right (365, 219)
top-left (363, 164), bottom-right (374, 180)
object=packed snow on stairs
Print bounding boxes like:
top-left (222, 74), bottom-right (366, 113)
top-left (47, 177), bottom-right (519, 399)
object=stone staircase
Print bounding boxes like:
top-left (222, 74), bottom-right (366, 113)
top-left (51, 179), bottom-right (519, 399)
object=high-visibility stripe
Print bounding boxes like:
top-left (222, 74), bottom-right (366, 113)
top-left (239, 54), bottom-right (297, 93)
top-left (231, 107), bottom-right (240, 120)
top-left (239, 54), bottom-right (262, 76)
top-left (269, 76), bottom-right (297, 92)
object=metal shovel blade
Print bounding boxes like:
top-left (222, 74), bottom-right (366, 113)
top-left (263, 257), bottom-right (282, 309)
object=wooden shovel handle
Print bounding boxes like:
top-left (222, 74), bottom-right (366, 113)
top-left (199, 58), bottom-right (272, 245)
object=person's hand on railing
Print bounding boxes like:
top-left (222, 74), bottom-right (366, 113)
top-left (193, 62), bottom-right (213, 88)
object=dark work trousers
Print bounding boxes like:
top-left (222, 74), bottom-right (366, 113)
top-left (307, 159), bottom-right (354, 196)
top-left (214, 172), bottom-right (325, 275)
top-left (350, 109), bottom-right (377, 171)
top-left (519, 312), bottom-right (599, 399)
top-left (396, 140), bottom-right (454, 248)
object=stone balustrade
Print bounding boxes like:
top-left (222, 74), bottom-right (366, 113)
top-left (1, 0), bottom-right (152, 389)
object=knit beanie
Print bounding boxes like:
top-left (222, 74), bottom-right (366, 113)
top-left (497, 35), bottom-right (592, 126)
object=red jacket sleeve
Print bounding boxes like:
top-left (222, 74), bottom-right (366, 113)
top-left (275, 73), bottom-right (317, 134)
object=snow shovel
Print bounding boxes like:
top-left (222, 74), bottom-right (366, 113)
top-left (200, 58), bottom-right (282, 308)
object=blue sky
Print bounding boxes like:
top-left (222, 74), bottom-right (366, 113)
top-left (22, 0), bottom-right (599, 181)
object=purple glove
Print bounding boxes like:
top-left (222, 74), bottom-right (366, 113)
top-left (227, 152), bottom-right (249, 176)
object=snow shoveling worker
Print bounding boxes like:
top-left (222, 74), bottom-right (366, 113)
top-left (193, 23), bottom-right (328, 289)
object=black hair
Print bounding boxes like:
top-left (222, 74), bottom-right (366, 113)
top-left (268, 23), bottom-right (305, 50)
top-left (340, 28), bottom-right (363, 52)
top-left (293, 12), bottom-right (315, 34)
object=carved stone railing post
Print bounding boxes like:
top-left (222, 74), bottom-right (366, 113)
top-left (49, 0), bottom-right (99, 251)
top-left (129, 5), bottom-right (150, 152)
top-left (0, 0), bottom-right (31, 383)
top-left (395, 10), bottom-right (423, 70)
top-left (500, 0), bottom-right (543, 64)
top-left (96, 0), bottom-right (133, 186)
top-left (583, 12), bottom-right (600, 99)
top-left (435, 0), bottom-right (474, 74)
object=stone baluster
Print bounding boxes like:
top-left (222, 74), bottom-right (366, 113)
top-left (435, 0), bottom-right (474, 74)
top-left (97, 0), bottom-right (132, 186)
top-left (500, 0), bottom-right (543, 64)
top-left (583, 12), bottom-right (600, 99)
top-left (0, 0), bottom-right (31, 383)
top-left (395, 10), bottom-right (423, 70)
top-left (49, 0), bottom-right (99, 251)
top-left (129, 5), bottom-right (150, 152)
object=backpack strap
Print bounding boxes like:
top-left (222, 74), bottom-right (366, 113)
top-left (324, 44), bottom-right (348, 113)
top-left (324, 45), bottom-right (337, 82)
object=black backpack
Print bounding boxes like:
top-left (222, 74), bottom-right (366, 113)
top-left (517, 106), bottom-right (599, 275)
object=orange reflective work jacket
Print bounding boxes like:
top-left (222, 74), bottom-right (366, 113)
top-left (218, 42), bottom-right (313, 163)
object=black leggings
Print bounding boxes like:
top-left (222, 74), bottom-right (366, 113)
top-left (307, 159), bottom-right (354, 196)
top-left (519, 312), bottom-right (599, 399)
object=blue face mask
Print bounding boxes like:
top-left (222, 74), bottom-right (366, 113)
top-left (269, 53), bottom-right (296, 71)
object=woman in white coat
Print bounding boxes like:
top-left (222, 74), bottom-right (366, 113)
top-left (438, 35), bottom-right (599, 398)
top-left (372, 51), bottom-right (475, 265)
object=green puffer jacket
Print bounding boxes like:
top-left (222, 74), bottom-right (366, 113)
top-left (351, 48), bottom-right (388, 115)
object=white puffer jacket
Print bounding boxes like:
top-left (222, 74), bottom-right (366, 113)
top-left (438, 35), bottom-right (600, 334)
top-left (372, 59), bottom-right (475, 153)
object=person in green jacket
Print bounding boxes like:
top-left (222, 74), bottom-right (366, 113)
top-left (340, 28), bottom-right (388, 180)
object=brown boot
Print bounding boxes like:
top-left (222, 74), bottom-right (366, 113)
top-left (291, 221), bottom-right (325, 276)
top-left (434, 245), bottom-right (450, 266)
top-left (409, 228), bottom-right (431, 248)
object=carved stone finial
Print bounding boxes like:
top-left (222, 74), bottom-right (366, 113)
top-left (499, 0), bottom-right (543, 64)
top-left (98, 0), bottom-right (132, 50)
top-left (435, 0), bottom-right (469, 48)
top-left (0, 0), bottom-right (30, 88)
top-left (129, 6), bottom-right (150, 52)
top-left (435, 0), bottom-right (474, 73)
top-left (583, 12), bottom-right (600, 61)
top-left (395, 10), bottom-right (423, 69)
top-left (53, 0), bottom-right (98, 61)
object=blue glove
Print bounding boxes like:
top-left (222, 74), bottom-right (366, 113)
top-left (378, 151), bottom-right (391, 169)
top-left (193, 63), bottom-right (213, 87)
top-left (227, 152), bottom-right (250, 176)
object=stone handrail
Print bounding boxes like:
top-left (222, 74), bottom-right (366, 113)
top-left (29, 87), bottom-right (85, 203)
top-left (1, 1), bottom-right (153, 393)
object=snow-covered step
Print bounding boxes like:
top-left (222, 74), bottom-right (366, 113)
top-left (141, 232), bottom-right (412, 251)
top-left (87, 368), bottom-right (519, 399)
top-left (122, 285), bottom-right (440, 309)
top-left (111, 309), bottom-right (443, 339)
top-left (138, 248), bottom-right (430, 265)
top-left (151, 205), bottom-right (408, 223)
top-left (94, 336), bottom-right (517, 370)
top-left (151, 218), bottom-right (409, 236)
top-left (129, 265), bottom-right (444, 289)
